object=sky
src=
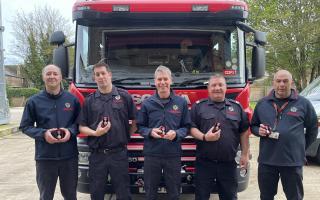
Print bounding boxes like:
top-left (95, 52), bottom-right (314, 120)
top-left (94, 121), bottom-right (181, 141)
top-left (1, 0), bottom-right (75, 65)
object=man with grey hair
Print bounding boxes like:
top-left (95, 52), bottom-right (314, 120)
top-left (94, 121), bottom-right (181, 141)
top-left (20, 64), bottom-right (80, 200)
top-left (137, 65), bottom-right (191, 200)
top-left (251, 69), bottom-right (317, 200)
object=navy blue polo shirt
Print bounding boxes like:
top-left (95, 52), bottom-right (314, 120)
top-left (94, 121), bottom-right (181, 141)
top-left (191, 98), bottom-right (249, 162)
top-left (78, 86), bottom-right (136, 149)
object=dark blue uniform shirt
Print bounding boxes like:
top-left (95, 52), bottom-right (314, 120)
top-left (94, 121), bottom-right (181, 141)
top-left (191, 98), bottom-right (249, 162)
top-left (19, 90), bottom-right (80, 160)
top-left (137, 92), bottom-right (191, 157)
top-left (78, 86), bottom-right (136, 149)
top-left (251, 90), bottom-right (318, 166)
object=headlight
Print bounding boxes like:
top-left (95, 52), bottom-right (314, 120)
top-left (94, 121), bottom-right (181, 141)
top-left (79, 151), bottom-right (90, 165)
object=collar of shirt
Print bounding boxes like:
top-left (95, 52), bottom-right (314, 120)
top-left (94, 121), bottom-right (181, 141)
top-left (150, 90), bottom-right (175, 105)
top-left (43, 89), bottom-right (64, 99)
top-left (94, 86), bottom-right (120, 101)
top-left (266, 89), bottom-right (298, 102)
top-left (154, 89), bottom-right (175, 99)
top-left (207, 98), bottom-right (232, 109)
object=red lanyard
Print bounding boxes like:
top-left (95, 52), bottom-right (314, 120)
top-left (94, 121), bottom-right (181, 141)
top-left (272, 101), bottom-right (289, 130)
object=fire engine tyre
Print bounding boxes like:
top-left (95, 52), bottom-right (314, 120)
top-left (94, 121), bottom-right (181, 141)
top-left (316, 145), bottom-right (320, 164)
top-left (77, 181), bottom-right (90, 193)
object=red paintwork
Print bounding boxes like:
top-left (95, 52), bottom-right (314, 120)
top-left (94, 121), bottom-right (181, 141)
top-left (134, 157), bottom-right (196, 162)
top-left (73, 0), bottom-right (248, 13)
top-left (71, 82), bottom-right (250, 107)
top-left (185, 167), bottom-right (195, 172)
top-left (70, 82), bottom-right (252, 138)
top-left (127, 143), bottom-right (196, 151)
top-left (128, 167), bottom-right (138, 172)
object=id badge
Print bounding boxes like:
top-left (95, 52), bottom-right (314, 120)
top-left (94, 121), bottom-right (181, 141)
top-left (269, 131), bottom-right (280, 139)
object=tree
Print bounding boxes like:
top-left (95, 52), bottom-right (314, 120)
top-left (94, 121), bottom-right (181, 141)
top-left (246, 0), bottom-right (320, 90)
top-left (10, 4), bottom-right (73, 89)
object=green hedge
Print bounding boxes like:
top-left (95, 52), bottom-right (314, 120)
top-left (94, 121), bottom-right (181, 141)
top-left (7, 87), bottom-right (40, 99)
top-left (249, 101), bottom-right (257, 110)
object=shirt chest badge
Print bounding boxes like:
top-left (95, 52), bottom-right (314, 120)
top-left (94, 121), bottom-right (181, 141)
top-left (113, 95), bottom-right (123, 104)
top-left (173, 105), bottom-right (179, 110)
top-left (287, 106), bottom-right (299, 116)
top-left (290, 106), bottom-right (297, 112)
top-left (63, 102), bottom-right (73, 111)
top-left (226, 106), bottom-right (237, 116)
top-left (169, 104), bottom-right (181, 114)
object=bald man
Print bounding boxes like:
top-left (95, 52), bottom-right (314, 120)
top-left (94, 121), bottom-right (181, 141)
top-left (251, 70), bottom-right (318, 200)
top-left (20, 64), bottom-right (80, 200)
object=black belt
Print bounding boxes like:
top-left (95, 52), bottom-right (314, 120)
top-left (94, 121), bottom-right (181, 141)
top-left (199, 157), bottom-right (234, 164)
top-left (92, 146), bottom-right (126, 154)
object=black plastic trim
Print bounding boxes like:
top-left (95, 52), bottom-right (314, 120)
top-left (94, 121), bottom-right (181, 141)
top-left (73, 10), bottom-right (247, 27)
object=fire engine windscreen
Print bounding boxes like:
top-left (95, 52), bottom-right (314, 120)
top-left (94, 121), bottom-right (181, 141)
top-left (75, 26), bottom-right (245, 86)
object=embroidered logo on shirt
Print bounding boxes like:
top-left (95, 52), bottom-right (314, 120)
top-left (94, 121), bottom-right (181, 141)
top-left (287, 106), bottom-right (299, 116)
top-left (173, 105), bottom-right (179, 110)
top-left (113, 95), bottom-right (124, 104)
top-left (63, 102), bottom-right (73, 111)
top-left (290, 107), bottom-right (297, 112)
top-left (169, 105), bottom-right (181, 114)
top-left (226, 106), bottom-right (237, 116)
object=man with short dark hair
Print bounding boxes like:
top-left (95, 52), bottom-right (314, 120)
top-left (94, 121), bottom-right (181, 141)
top-left (190, 73), bottom-right (249, 200)
top-left (20, 64), bottom-right (80, 200)
top-left (78, 62), bottom-right (137, 200)
top-left (251, 69), bottom-right (318, 200)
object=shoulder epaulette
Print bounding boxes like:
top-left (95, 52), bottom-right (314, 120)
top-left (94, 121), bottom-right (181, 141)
top-left (228, 99), bottom-right (240, 105)
top-left (227, 99), bottom-right (244, 110)
top-left (195, 98), bottom-right (207, 104)
top-left (116, 87), bottom-right (126, 93)
top-left (87, 92), bottom-right (94, 97)
top-left (116, 87), bottom-right (130, 95)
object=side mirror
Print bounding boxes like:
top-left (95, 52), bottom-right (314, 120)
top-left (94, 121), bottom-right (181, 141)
top-left (238, 21), bottom-right (267, 81)
top-left (50, 31), bottom-right (66, 46)
top-left (50, 31), bottom-right (69, 78)
top-left (251, 46), bottom-right (265, 79)
top-left (254, 31), bottom-right (266, 46)
top-left (53, 46), bottom-right (69, 78)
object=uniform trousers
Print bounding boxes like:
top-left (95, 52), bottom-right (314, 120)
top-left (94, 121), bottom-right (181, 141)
top-left (36, 157), bottom-right (78, 200)
top-left (195, 157), bottom-right (238, 200)
top-left (89, 148), bottom-right (131, 200)
top-left (258, 164), bottom-right (303, 200)
top-left (144, 156), bottom-right (181, 200)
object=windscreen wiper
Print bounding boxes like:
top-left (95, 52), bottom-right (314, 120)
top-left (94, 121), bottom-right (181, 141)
top-left (177, 77), bottom-right (209, 86)
top-left (112, 77), bottom-right (154, 84)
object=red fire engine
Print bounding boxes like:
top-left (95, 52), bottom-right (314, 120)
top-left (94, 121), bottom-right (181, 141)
top-left (50, 0), bottom-right (266, 195)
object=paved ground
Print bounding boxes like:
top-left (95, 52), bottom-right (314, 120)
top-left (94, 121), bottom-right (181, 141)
top-left (0, 107), bottom-right (23, 137)
top-left (0, 108), bottom-right (319, 199)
